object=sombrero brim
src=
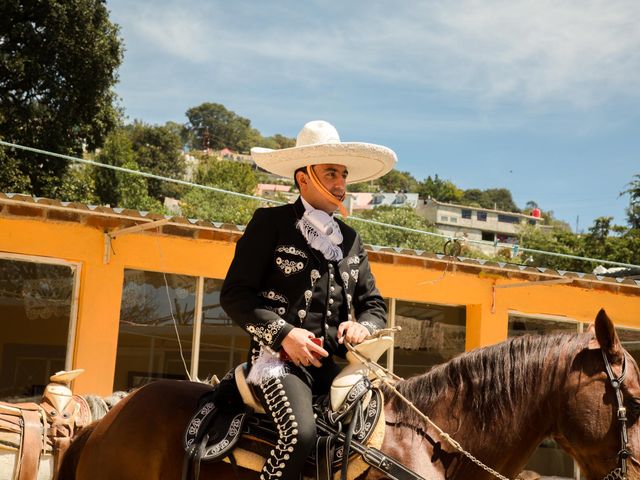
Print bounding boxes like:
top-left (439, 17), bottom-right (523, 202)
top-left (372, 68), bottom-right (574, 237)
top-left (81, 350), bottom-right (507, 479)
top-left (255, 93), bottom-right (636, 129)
top-left (251, 142), bottom-right (397, 184)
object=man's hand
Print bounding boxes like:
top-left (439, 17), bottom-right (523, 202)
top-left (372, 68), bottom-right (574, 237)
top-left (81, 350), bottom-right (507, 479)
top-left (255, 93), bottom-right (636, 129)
top-left (281, 328), bottom-right (328, 368)
top-left (337, 321), bottom-right (369, 345)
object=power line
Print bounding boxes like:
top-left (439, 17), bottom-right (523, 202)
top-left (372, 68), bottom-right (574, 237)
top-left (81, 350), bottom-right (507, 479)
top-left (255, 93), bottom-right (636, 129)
top-left (2, 139), bottom-right (639, 270)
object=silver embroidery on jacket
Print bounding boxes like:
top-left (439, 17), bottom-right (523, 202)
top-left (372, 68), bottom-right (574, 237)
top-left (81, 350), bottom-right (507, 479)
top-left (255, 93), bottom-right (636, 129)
top-left (347, 255), bottom-right (360, 265)
top-left (274, 245), bottom-right (307, 276)
top-left (350, 269), bottom-right (359, 283)
top-left (246, 318), bottom-right (286, 346)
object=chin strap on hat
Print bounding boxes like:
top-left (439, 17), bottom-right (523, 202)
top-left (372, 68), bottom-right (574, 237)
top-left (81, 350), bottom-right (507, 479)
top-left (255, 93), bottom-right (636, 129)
top-left (306, 165), bottom-right (349, 218)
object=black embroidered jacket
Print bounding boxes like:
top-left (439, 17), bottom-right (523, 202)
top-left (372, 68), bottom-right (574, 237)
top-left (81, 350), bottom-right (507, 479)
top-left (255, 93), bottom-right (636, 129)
top-left (220, 198), bottom-right (387, 359)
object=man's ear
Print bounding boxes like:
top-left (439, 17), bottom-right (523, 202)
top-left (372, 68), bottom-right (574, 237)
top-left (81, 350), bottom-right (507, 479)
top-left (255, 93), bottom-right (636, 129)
top-left (296, 170), bottom-right (308, 190)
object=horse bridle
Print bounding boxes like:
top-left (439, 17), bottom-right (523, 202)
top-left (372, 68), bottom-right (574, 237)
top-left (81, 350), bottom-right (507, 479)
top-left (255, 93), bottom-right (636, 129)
top-left (601, 349), bottom-right (631, 480)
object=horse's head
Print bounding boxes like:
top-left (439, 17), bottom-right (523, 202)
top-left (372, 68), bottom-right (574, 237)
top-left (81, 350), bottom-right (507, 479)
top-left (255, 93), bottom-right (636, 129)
top-left (557, 309), bottom-right (640, 480)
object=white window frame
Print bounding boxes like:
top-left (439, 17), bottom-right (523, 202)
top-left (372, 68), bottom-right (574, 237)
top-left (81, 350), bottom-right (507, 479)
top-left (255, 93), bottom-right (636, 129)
top-left (0, 252), bottom-right (81, 371)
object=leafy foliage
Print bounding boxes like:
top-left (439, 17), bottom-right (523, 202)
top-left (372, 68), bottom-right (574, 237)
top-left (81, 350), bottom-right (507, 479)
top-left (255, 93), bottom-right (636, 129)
top-left (621, 174), bottom-right (640, 229)
top-left (184, 103), bottom-right (294, 154)
top-left (57, 165), bottom-right (99, 204)
top-left (125, 122), bottom-right (185, 200)
top-left (180, 158), bottom-right (261, 224)
top-left (185, 103), bottom-right (259, 153)
top-left (461, 188), bottom-right (520, 212)
top-left (418, 175), bottom-right (463, 203)
top-left (92, 129), bottom-right (161, 211)
top-left (0, 0), bottom-right (123, 195)
top-left (345, 206), bottom-right (444, 252)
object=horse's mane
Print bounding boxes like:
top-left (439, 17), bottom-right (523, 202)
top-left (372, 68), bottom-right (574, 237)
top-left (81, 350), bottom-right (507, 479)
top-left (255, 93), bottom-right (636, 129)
top-left (386, 332), bottom-right (589, 433)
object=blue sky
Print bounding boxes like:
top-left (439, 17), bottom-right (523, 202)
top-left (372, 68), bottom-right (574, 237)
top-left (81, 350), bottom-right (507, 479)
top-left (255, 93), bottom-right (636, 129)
top-left (106, 0), bottom-right (640, 231)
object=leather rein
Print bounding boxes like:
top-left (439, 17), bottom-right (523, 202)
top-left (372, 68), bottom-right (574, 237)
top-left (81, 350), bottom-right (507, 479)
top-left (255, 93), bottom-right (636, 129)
top-left (601, 348), bottom-right (633, 480)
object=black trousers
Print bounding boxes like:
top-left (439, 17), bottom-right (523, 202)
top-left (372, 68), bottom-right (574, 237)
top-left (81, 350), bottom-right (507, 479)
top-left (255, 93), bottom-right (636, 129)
top-left (253, 360), bottom-right (340, 480)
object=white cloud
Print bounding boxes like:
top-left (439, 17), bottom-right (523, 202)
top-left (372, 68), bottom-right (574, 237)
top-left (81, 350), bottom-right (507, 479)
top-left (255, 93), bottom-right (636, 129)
top-left (112, 0), bottom-right (640, 109)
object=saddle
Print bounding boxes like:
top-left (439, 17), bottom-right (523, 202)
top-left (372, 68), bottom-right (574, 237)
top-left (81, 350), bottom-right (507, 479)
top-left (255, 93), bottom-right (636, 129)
top-left (183, 335), bottom-right (394, 480)
top-left (0, 369), bottom-right (92, 480)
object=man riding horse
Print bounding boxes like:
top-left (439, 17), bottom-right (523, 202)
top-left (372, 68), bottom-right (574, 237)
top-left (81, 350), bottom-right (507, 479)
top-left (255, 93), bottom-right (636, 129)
top-left (220, 120), bottom-right (397, 480)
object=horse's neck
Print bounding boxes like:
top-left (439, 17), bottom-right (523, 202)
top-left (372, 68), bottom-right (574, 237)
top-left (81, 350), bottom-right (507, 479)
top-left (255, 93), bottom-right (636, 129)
top-left (385, 336), bottom-right (578, 478)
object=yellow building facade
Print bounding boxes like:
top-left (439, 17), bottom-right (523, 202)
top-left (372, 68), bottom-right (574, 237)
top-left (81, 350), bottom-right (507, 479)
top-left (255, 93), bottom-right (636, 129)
top-left (1, 192), bottom-right (640, 402)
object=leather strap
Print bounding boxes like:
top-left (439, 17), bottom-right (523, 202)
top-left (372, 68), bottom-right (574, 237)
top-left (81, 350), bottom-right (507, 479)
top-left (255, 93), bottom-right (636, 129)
top-left (316, 435), bottom-right (336, 480)
top-left (17, 408), bottom-right (43, 480)
top-left (306, 165), bottom-right (348, 217)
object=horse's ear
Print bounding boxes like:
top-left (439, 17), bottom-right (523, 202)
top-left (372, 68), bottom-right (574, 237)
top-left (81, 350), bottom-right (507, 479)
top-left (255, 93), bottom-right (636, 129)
top-left (594, 308), bottom-right (623, 362)
top-left (586, 323), bottom-right (600, 350)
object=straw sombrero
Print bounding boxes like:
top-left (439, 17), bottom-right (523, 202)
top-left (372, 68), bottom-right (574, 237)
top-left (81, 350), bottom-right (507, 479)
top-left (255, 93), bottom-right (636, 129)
top-left (251, 120), bottom-right (397, 184)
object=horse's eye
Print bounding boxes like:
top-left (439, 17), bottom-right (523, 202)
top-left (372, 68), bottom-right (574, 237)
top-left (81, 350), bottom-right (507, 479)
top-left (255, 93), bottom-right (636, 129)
top-left (625, 397), bottom-right (640, 424)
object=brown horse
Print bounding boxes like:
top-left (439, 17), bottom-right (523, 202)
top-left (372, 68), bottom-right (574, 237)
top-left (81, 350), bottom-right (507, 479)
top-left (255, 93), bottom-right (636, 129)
top-left (57, 309), bottom-right (640, 480)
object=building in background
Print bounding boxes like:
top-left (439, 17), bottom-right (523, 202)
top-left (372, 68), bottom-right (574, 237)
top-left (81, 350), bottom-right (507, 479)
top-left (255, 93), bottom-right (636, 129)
top-left (417, 198), bottom-right (543, 255)
top-left (344, 192), bottom-right (419, 214)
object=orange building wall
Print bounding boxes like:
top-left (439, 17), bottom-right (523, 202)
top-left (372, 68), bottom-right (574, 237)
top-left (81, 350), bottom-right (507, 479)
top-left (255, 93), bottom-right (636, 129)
top-left (2, 215), bottom-right (640, 396)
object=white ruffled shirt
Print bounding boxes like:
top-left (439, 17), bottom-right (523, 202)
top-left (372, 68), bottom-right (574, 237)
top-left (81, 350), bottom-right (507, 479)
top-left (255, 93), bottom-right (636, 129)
top-left (297, 197), bottom-right (344, 261)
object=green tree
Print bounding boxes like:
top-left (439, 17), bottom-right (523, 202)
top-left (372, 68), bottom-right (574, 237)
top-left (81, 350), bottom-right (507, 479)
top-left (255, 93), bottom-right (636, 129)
top-left (57, 164), bottom-right (99, 204)
top-left (185, 103), bottom-right (257, 153)
top-left (92, 128), bottom-right (161, 211)
top-left (461, 188), bottom-right (484, 207)
top-left (0, 146), bottom-right (31, 192)
top-left (460, 187), bottom-right (519, 212)
top-left (180, 158), bottom-right (261, 224)
top-left (483, 188), bottom-right (520, 212)
top-left (621, 174), bottom-right (640, 229)
top-left (268, 134), bottom-right (296, 149)
top-left (346, 206), bottom-right (443, 252)
top-left (0, 0), bottom-right (123, 196)
top-left (376, 170), bottom-right (420, 192)
top-left (419, 175), bottom-right (463, 203)
top-left (518, 224), bottom-right (587, 271)
top-left (115, 159), bottom-right (163, 212)
top-left (94, 129), bottom-right (134, 206)
top-left (125, 122), bottom-right (184, 200)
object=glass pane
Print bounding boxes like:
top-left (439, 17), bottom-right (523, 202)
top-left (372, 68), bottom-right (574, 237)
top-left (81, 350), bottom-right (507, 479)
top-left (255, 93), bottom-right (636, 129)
top-left (508, 313), bottom-right (578, 479)
top-left (0, 258), bottom-right (74, 401)
top-left (113, 270), bottom-right (196, 391)
top-left (392, 301), bottom-right (466, 378)
top-left (618, 328), bottom-right (640, 366)
top-left (509, 315), bottom-right (579, 337)
top-left (197, 278), bottom-right (249, 380)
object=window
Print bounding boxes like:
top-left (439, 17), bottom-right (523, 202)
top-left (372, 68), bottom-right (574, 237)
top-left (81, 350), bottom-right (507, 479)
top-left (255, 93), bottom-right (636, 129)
top-left (498, 214), bottom-right (520, 224)
top-left (440, 215), bottom-right (449, 222)
top-left (197, 278), bottom-right (249, 380)
top-left (618, 327), bottom-right (640, 366)
top-left (0, 256), bottom-right (77, 401)
top-left (113, 272), bottom-right (250, 391)
top-left (449, 217), bottom-right (457, 223)
top-left (528, 219), bottom-right (537, 225)
top-left (481, 231), bottom-right (494, 242)
top-left (476, 211), bottom-right (487, 221)
top-left (392, 301), bottom-right (466, 378)
top-left (461, 209), bottom-right (472, 219)
top-left (113, 270), bottom-right (197, 390)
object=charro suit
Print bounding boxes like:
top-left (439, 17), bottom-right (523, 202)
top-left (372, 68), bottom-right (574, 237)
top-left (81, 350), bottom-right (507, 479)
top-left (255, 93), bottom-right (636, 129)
top-left (220, 197), bottom-right (386, 479)
top-left (220, 197), bottom-right (387, 361)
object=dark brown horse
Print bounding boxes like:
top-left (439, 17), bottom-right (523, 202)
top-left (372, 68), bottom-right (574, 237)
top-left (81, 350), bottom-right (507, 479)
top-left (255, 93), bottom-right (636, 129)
top-left (57, 309), bottom-right (640, 480)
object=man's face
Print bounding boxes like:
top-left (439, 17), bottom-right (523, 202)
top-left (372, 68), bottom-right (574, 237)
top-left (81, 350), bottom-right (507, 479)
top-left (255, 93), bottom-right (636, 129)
top-left (297, 163), bottom-right (348, 213)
